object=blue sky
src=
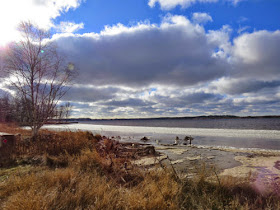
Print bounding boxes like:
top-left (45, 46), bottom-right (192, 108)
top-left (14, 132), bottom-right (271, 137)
top-left (0, 0), bottom-right (280, 118)
top-left (54, 0), bottom-right (280, 35)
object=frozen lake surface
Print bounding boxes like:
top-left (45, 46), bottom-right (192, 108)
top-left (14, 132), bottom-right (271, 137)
top-left (43, 120), bottom-right (280, 151)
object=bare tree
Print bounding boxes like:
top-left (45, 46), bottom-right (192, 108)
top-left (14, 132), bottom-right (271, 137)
top-left (63, 102), bottom-right (73, 120)
top-left (4, 21), bottom-right (75, 139)
top-left (54, 102), bottom-right (73, 122)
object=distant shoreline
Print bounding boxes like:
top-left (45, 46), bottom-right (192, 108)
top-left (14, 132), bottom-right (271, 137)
top-left (64, 115), bottom-right (280, 121)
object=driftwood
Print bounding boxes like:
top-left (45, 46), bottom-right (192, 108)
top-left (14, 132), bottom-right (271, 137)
top-left (96, 138), bottom-right (156, 159)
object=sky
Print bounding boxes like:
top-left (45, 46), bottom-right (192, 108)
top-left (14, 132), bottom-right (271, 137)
top-left (0, 0), bottom-right (280, 118)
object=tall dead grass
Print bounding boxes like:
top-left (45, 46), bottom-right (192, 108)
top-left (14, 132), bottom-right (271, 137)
top-left (0, 149), bottom-right (180, 209)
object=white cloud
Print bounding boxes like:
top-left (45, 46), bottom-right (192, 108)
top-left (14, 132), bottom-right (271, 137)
top-left (238, 16), bottom-right (249, 23)
top-left (192, 12), bottom-right (213, 24)
top-left (232, 30), bottom-right (280, 80)
top-left (233, 30), bottom-right (280, 64)
top-left (237, 26), bottom-right (250, 34)
top-left (148, 0), bottom-right (218, 10)
top-left (0, 0), bottom-right (82, 45)
top-left (207, 25), bottom-right (232, 59)
top-left (231, 0), bottom-right (245, 6)
top-left (148, 0), bottom-right (245, 10)
top-left (56, 21), bottom-right (84, 33)
top-left (101, 21), bottom-right (156, 36)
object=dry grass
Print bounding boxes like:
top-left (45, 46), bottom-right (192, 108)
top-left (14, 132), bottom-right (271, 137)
top-left (178, 166), bottom-right (280, 209)
top-left (0, 123), bottom-right (30, 136)
top-left (1, 123), bottom-right (280, 209)
top-left (0, 150), bottom-right (180, 209)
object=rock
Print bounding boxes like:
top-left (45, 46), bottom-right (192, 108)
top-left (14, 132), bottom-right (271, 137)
top-left (133, 155), bottom-right (168, 166)
top-left (186, 156), bottom-right (201, 161)
top-left (140, 136), bottom-right (149, 142)
top-left (184, 136), bottom-right (194, 144)
top-left (171, 159), bottom-right (185, 164)
top-left (169, 148), bottom-right (188, 155)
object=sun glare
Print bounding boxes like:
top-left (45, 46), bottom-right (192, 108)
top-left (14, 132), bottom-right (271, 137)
top-left (0, 30), bottom-right (22, 47)
top-left (0, 19), bottom-right (21, 47)
top-left (0, 35), bottom-right (13, 47)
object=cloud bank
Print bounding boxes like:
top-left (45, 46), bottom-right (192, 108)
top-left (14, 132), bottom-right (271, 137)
top-left (44, 15), bottom-right (280, 118)
top-left (53, 15), bottom-right (226, 87)
top-left (55, 22), bottom-right (85, 33)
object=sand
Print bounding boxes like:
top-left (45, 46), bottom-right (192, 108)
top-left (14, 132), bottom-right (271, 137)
top-left (220, 155), bottom-right (280, 194)
top-left (133, 144), bottom-right (280, 193)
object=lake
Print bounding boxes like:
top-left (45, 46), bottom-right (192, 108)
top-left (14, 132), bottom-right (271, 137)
top-left (43, 118), bottom-right (280, 151)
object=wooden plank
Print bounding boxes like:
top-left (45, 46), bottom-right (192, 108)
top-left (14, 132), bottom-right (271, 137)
top-left (0, 132), bottom-right (11, 135)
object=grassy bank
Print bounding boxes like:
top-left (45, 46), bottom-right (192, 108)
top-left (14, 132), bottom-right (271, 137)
top-left (0, 124), bottom-right (280, 209)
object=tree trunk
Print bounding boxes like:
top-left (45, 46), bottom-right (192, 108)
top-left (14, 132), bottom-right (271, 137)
top-left (31, 126), bottom-right (39, 141)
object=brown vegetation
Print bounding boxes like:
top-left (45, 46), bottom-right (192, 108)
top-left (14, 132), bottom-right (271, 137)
top-left (0, 124), bottom-right (280, 209)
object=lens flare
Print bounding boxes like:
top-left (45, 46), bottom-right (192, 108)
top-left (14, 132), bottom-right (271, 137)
top-left (68, 63), bottom-right (74, 71)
